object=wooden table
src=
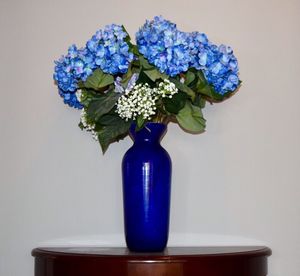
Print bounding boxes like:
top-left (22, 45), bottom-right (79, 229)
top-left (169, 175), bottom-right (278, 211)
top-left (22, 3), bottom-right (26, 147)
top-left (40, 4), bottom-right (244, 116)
top-left (32, 246), bottom-right (271, 276)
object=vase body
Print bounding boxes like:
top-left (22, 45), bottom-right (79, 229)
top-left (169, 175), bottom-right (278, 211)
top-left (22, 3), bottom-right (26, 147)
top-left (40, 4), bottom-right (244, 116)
top-left (122, 123), bottom-right (172, 252)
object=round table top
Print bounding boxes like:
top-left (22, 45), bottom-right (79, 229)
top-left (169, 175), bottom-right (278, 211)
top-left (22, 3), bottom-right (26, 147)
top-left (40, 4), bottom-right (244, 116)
top-left (32, 246), bottom-right (271, 276)
top-left (32, 246), bottom-right (271, 259)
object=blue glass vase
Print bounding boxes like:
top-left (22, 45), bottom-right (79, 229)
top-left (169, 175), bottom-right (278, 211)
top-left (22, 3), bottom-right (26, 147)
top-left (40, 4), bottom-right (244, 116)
top-left (122, 123), bottom-right (172, 252)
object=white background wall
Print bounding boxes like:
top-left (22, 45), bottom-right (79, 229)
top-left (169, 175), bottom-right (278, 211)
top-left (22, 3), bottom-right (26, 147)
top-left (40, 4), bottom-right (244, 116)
top-left (1, 0), bottom-right (300, 275)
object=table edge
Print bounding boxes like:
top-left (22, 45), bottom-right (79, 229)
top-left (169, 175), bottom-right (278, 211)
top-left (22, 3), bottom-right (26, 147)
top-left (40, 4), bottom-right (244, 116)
top-left (32, 246), bottom-right (272, 260)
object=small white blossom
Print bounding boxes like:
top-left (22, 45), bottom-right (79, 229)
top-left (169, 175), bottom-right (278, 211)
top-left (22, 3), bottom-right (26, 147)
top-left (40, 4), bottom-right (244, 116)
top-left (157, 79), bottom-right (178, 98)
top-left (80, 109), bottom-right (98, 141)
top-left (116, 83), bottom-right (157, 121)
top-left (116, 79), bottom-right (178, 121)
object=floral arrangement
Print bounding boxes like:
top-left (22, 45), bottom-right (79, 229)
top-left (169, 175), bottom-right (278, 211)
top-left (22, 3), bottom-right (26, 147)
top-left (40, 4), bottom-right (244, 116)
top-left (54, 16), bottom-right (240, 153)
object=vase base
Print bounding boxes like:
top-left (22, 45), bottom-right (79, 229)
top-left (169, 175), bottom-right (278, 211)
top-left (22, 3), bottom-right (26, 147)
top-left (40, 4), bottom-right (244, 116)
top-left (127, 247), bottom-right (166, 253)
top-left (126, 242), bottom-right (167, 253)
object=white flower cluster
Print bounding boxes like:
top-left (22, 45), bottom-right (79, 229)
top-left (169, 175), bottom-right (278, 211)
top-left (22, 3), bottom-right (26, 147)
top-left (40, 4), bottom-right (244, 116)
top-left (116, 79), bottom-right (178, 121)
top-left (80, 109), bottom-right (98, 141)
top-left (157, 79), bottom-right (178, 98)
top-left (116, 83), bottom-right (157, 121)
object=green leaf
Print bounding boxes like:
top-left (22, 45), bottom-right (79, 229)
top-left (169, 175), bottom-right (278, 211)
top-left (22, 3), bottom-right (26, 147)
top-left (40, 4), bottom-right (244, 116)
top-left (144, 69), bottom-right (167, 82)
top-left (121, 26), bottom-right (139, 56)
top-left (195, 70), bottom-right (207, 87)
top-left (139, 55), bottom-right (154, 70)
top-left (199, 97), bottom-right (206, 108)
top-left (194, 71), bottom-right (233, 102)
top-left (131, 45), bottom-right (140, 56)
top-left (97, 118), bottom-right (131, 154)
top-left (170, 78), bottom-right (196, 101)
top-left (136, 116), bottom-right (145, 130)
top-left (121, 25), bottom-right (131, 40)
top-left (163, 91), bottom-right (188, 114)
top-left (78, 121), bottom-right (84, 130)
top-left (196, 84), bottom-right (224, 101)
top-left (79, 88), bottom-right (104, 107)
top-left (176, 101), bottom-right (206, 132)
top-left (120, 66), bottom-right (133, 88)
top-left (184, 71), bottom-right (195, 86)
top-left (136, 70), bottom-right (156, 88)
top-left (84, 69), bottom-right (114, 90)
top-left (97, 113), bottom-right (119, 126)
top-left (193, 94), bottom-right (206, 109)
top-left (86, 91), bottom-right (118, 122)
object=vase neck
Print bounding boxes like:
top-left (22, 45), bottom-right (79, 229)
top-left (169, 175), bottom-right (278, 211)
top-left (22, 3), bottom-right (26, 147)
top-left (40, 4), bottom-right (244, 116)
top-left (130, 123), bottom-right (167, 144)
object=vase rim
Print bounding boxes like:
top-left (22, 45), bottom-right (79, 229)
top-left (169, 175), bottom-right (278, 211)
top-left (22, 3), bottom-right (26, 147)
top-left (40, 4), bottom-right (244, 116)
top-left (130, 122), bottom-right (168, 132)
top-left (129, 122), bottom-right (168, 141)
top-left (131, 122), bottom-right (167, 127)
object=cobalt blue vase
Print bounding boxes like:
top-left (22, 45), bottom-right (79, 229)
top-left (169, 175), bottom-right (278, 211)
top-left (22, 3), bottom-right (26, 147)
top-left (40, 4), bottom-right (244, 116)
top-left (122, 123), bottom-right (172, 252)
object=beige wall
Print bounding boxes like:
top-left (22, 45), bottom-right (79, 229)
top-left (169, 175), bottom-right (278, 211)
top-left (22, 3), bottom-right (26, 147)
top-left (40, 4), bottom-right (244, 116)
top-left (1, 0), bottom-right (300, 275)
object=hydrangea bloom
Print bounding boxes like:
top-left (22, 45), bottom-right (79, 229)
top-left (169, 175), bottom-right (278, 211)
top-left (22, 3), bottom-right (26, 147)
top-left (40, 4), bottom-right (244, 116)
top-left (203, 44), bottom-right (239, 94)
top-left (54, 45), bottom-right (93, 108)
top-left (58, 88), bottom-right (83, 109)
top-left (187, 32), bottom-right (239, 94)
top-left (54, 24), bottom-right (134, 108)
top-left (136, 16), bottom-right (191, 77)
top-left (86, 24), bottom-right (134, 75)
top-left (136, 16), bottom-right (240, 94)
top-left (187, 32), bottom-right (210, 70)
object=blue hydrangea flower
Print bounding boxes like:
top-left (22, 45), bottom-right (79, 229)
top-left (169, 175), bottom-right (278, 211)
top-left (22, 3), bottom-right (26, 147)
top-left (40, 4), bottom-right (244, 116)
top-left (136, 16), bottom-right (240, 93)
top-left (187, 32), bottom-right (211, 70)
top-left (136, 16), bottom-right (191, 77)
top-left (54, 24), bottom-right (135, 108)
top-left (54, 45), bottom-right (93, 108)
top-left (58, 89), bottom-right (83, 109)
top-left (86, 24), bottom-right (134, 75)
top-left (203, 44), bottom-right (239, 94)
top-left (187, 32), bottom-right (240, 95)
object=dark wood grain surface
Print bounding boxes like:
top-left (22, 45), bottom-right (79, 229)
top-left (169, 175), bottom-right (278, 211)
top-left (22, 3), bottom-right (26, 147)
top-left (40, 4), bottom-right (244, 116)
top-left (32, 246), bottom-right (271, 276)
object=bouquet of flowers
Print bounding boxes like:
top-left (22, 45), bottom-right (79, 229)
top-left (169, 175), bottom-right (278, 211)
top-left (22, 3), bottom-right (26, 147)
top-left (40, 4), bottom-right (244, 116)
top-left (54, 16), bottom-right (240, 153)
